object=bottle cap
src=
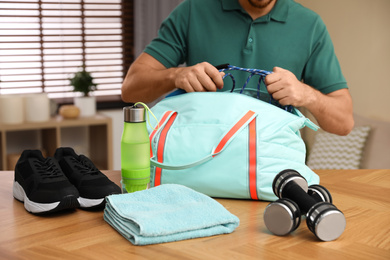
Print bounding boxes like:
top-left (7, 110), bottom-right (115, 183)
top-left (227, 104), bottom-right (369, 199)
top-left (123, 105), bottom-right (146, 123)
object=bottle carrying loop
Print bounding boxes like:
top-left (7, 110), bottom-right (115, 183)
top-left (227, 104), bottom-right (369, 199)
top-left (134, 102), bottom-right (160, 131)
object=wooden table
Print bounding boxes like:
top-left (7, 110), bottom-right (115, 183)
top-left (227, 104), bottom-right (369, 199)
top-left (0, 170), bottom-right (389, 259)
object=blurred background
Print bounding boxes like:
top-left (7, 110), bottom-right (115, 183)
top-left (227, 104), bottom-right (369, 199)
top-left (0, 0), bottom-right (389, 170)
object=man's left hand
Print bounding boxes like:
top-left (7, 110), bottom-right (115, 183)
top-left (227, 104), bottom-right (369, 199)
top-left (265, 67), bottom-right (314, 107)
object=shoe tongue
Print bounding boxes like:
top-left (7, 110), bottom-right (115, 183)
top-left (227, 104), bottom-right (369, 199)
top-left (28, 150), bottom-right (45, 160)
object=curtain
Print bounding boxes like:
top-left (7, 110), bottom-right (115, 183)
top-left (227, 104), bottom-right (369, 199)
top-left (134, 0), bottom-right (184, 57)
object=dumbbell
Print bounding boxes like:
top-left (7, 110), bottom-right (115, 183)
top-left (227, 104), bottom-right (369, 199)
top-left (263, 169), bottom-right (346, 241)
top-left (263, 183), bottom-right (331, 237)
top-left (263, 182), bottom-right (331, 237)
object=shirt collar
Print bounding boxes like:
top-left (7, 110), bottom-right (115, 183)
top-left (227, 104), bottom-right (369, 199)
top-left (222, 0), bottom-right (289, 23)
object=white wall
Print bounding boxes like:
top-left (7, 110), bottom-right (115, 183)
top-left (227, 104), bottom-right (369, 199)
top-left (296, 0), bottom-right (390, 122)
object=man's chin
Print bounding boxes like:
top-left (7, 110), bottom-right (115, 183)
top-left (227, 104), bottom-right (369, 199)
top-left (248, 0), bottom-right (274, 9)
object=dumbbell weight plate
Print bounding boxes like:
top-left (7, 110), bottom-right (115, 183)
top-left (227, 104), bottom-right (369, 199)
top-left (263, 198), bottom-right (301, 236)
top-left (308, 184), bottom-right (333, 203)
top-left (273, 169), bottom-right (308, 198)
top-left (306, 202), bottom-right (346, 241)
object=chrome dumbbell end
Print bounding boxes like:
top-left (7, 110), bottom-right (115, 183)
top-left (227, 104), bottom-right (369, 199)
top-left (272, 169), bottom-right (308, 199)
top-left (306, 202), bottom-right (346, 242)
top-left (263, 198), bottom-right (301, 236)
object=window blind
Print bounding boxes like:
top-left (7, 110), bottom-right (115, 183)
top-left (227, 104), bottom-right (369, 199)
top-left (0, 0), bottom-right (133, 102)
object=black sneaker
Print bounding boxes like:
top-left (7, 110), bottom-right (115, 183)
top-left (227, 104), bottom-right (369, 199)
top-left (54, 147), bottom-right (121, 209)
top-left (13, 150), bottom-right (80, 214)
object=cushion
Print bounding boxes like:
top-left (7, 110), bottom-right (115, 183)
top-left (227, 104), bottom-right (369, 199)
top-left (307, 126), bottom-right (371, 169)
top-left (353, 114), bottom-right (390, 169)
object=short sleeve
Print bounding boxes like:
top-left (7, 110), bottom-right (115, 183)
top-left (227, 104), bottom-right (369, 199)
top-left (302, 17), bottom-right (348, 94)
top-left (143, 1), bottom-right (190, 68)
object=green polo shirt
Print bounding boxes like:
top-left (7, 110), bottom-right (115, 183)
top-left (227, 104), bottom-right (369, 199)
top-left (144, 0), bottom-right (347, 95)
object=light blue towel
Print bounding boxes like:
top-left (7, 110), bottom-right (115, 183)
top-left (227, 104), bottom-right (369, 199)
top-left (103, 184), bottom-right (240, 245)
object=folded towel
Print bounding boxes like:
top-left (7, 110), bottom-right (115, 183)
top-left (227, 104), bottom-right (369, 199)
top-left (103, 184), bottom-right (240, 245)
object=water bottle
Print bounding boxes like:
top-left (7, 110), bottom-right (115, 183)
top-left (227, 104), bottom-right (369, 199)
top-left (121, 105), bottom-right (150, 193)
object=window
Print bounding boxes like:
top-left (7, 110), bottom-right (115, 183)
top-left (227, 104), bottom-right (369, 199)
top-left (0, 0), bottom-right (133, 103)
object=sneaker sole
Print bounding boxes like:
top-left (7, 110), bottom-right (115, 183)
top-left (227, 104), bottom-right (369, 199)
top-left (78, 197), bottom-right (105, 209)
top-left (13, 181), bottom-right (80, 214)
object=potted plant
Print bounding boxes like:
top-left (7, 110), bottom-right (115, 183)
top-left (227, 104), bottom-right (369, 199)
top-left (70, 68), bottom-right (98, 117)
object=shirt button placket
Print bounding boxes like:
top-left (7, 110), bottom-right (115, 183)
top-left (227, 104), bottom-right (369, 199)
top-left (245, 23), bottom-right (254, 51)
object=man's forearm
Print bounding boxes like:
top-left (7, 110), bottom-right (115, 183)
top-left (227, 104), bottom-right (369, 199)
top-left (265, 67), bottom-right (354, 135)
top-left (121, 61), bottom-right (178, 103)
top-left (304, 87), bottom-right (354, 136)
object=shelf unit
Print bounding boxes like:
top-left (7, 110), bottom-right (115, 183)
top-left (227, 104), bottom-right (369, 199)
top-left (0, 114), bottom-right (113, 171)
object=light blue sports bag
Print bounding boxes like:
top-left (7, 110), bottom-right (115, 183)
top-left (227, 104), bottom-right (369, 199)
top-left (147, 92), bottom-right (319, 201)
top-left (147, 65), bottom-right (320, 201)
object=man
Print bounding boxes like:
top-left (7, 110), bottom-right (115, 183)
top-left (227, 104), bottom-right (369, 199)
top-left (122, 0), bottom-right (354, 135)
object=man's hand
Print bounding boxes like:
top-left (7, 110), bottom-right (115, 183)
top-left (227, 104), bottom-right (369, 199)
top-left (174, 62), bottom-right (225, 93)
top-left (265, 67), bottom-right (314, 107)
top-left (122, 53), bottom-right (225, 104)
top-left (265, 66), bottom-right (354, 136)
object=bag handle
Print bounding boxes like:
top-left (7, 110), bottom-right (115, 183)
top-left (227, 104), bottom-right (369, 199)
top-left (150, 110), bottom-right (257, 170)
top-left (218, 64), bottom-right (294, 113)
top-left (149, 110), bottom-right (177, 158)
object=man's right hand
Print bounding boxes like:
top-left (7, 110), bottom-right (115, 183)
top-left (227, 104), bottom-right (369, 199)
top-left (173, 62), bottom-right (225, 93)
top-left (122, 53), bottom-right (225, 103)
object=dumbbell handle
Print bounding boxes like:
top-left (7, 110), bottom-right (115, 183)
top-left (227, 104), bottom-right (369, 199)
top-left (282, 180), bottom-right (318, 214)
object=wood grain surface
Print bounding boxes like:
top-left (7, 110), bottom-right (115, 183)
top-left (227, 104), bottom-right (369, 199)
top-left (0, 169), bottom-right (389, 260)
